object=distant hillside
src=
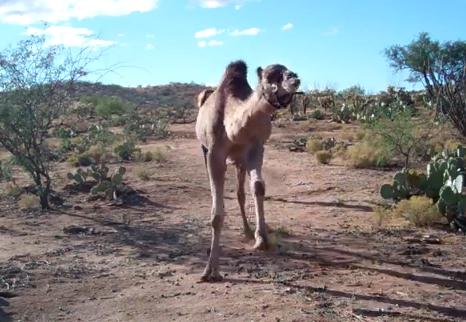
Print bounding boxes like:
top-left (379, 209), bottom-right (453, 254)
top-left (75, 81), bottom-right (210, 109)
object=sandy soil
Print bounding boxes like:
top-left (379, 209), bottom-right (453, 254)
top-left (1, 121), bottom-right (466, 322)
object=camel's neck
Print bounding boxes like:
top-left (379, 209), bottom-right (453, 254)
top-left (243, 91), bottom-right (275, 117)
top-left (226, 91), bottom-right (275, 144)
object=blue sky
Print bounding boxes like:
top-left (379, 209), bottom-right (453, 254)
top-left (1, 0), bottom-right (466, 92)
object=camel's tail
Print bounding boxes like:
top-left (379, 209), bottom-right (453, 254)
top-left (197, 89), bottom-right (214, 108)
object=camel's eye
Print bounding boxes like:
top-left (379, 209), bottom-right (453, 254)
top-left (266, 70), bottom-right (283, 84)
top-left (284, 71), bottom-right (297, 79)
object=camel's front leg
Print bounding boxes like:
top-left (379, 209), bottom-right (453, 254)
top-left (201, 151), bottom-right (226, 282)
top-left (247, 145), bottom-right (268, 250)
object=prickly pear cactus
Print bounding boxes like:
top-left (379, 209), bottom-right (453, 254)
top-left (381, 144), bottom-right (466, 230)
top-left (90, 166), bottom-right (126, 201)
top-left (67, 168), bottom-right (91, 186)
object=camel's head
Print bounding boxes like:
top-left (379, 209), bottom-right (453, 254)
top-left (257, 64), bottom-right (300, 109)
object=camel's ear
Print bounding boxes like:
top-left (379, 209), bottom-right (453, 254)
top-left (256, 67), bottom-right (263, 81)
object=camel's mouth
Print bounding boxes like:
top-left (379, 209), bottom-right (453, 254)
top-left (277, 93), bottom-right (293, 107)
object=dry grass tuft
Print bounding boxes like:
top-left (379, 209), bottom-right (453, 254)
top-left (374, 196), bottom-right (443, 227)
top-left (315, 150), bottom-right (332, 164)
top-left (134, 166), bottom-right (155, 181)
top-left (18, 194), bottom-right (40, 210)
top-left (345, 141), bottom-right (391, 168)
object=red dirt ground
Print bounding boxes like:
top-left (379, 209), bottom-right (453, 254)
top-left (1, 121), bottom-right (466, 322)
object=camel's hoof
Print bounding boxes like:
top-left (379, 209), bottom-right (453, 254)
top-left (200, 271), bottom-right (223, 283)
top-left (253, 235), bottom-right (269, 250)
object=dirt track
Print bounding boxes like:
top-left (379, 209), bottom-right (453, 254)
top-left (1, 122), bottom-right (466, 322)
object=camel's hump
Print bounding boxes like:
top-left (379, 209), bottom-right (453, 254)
top-left (220, 60), bottom-right (252, 100)
top-left (224, 60), bottom-right (247, 80)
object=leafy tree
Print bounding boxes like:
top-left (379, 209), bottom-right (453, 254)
top-left (0, 36), bottom-right (90, 209)
top-left (385, 32), bottom-right (466, 136)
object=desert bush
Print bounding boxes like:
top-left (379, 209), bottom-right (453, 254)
top-left (315, 150), bottom-right (332, 164)
top-left (87, 144), bottom-right (112, 164)
top-left (18, 194), bottom-right (40, 211)
top-left (367, 111), bottom-right (434, 168)
top-left (309, 109), bottom-right (325, 120)
top-left (82, 95), bottom-right (131, 119)
top-left (54, 127), bottom-right (75, 139)
top-left (88, 125), bottom-right (117, 146)
top-left (114, 140), bottom-right (140, 161)
top-left (66, 153), bottom-right (92, 167)
top-left (123, 109), bottom-right (170, 142)
top-left (0, 159), bottom-right (13, 182)
top-left (0, 36), bottom-right (90, 209)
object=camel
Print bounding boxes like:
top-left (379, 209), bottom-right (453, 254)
top-left (195, 60), bottom-right (300, 281)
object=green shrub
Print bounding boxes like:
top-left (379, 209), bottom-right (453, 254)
top-left (54, 127), bottom-right (75, 139)
top-left (367, 112), bottom-right (432, 168)
top-left (114, 140), bottom-right (140, 161)
top-left (123, 110), bottom-right (170, 142)
top-left (309, 109), bottom-right (325, 120)
top-left (82, 95), bottom-right (131, 119)
top-left (0, 159), bottom-right (13, 182)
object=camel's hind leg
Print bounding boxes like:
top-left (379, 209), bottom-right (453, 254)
top-left (236, 165), bottom-right (254, 240)
top-left (247, 145), bottom-right (268, 250)
top-left (201, 150), bottom-right (226, 282)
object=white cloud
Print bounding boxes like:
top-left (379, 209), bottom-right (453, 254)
top-left (194, 27), bottom-right (224, 39)
top-left (197, 39), bottom-right (223, 47)
top-left (197, 0), bottom-right (258, 9)
top-left (322, 26), bottom-right (340, 36)
top-left (26, 25), bottom-right (116, 48)
top-left (0, 0), bottom-right (158, 25)
top-left (281, 23), bottom-right (293, 31)
top-left (230, 27), bottom-right (260, 36)
top-left (117, 33), bottom-right (125, 37)
top-left (145, 43), bottom-right (155, 50)
top-left (198, 0), bottom-right (230, 8)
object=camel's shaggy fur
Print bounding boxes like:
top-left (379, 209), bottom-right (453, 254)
top-left (195, 60), bottom-right (300, 281)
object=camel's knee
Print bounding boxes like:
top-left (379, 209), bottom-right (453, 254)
top-left (210, 213), bottom-right (224, 230)
top-left (252, 180), bottom-right (265, 197)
